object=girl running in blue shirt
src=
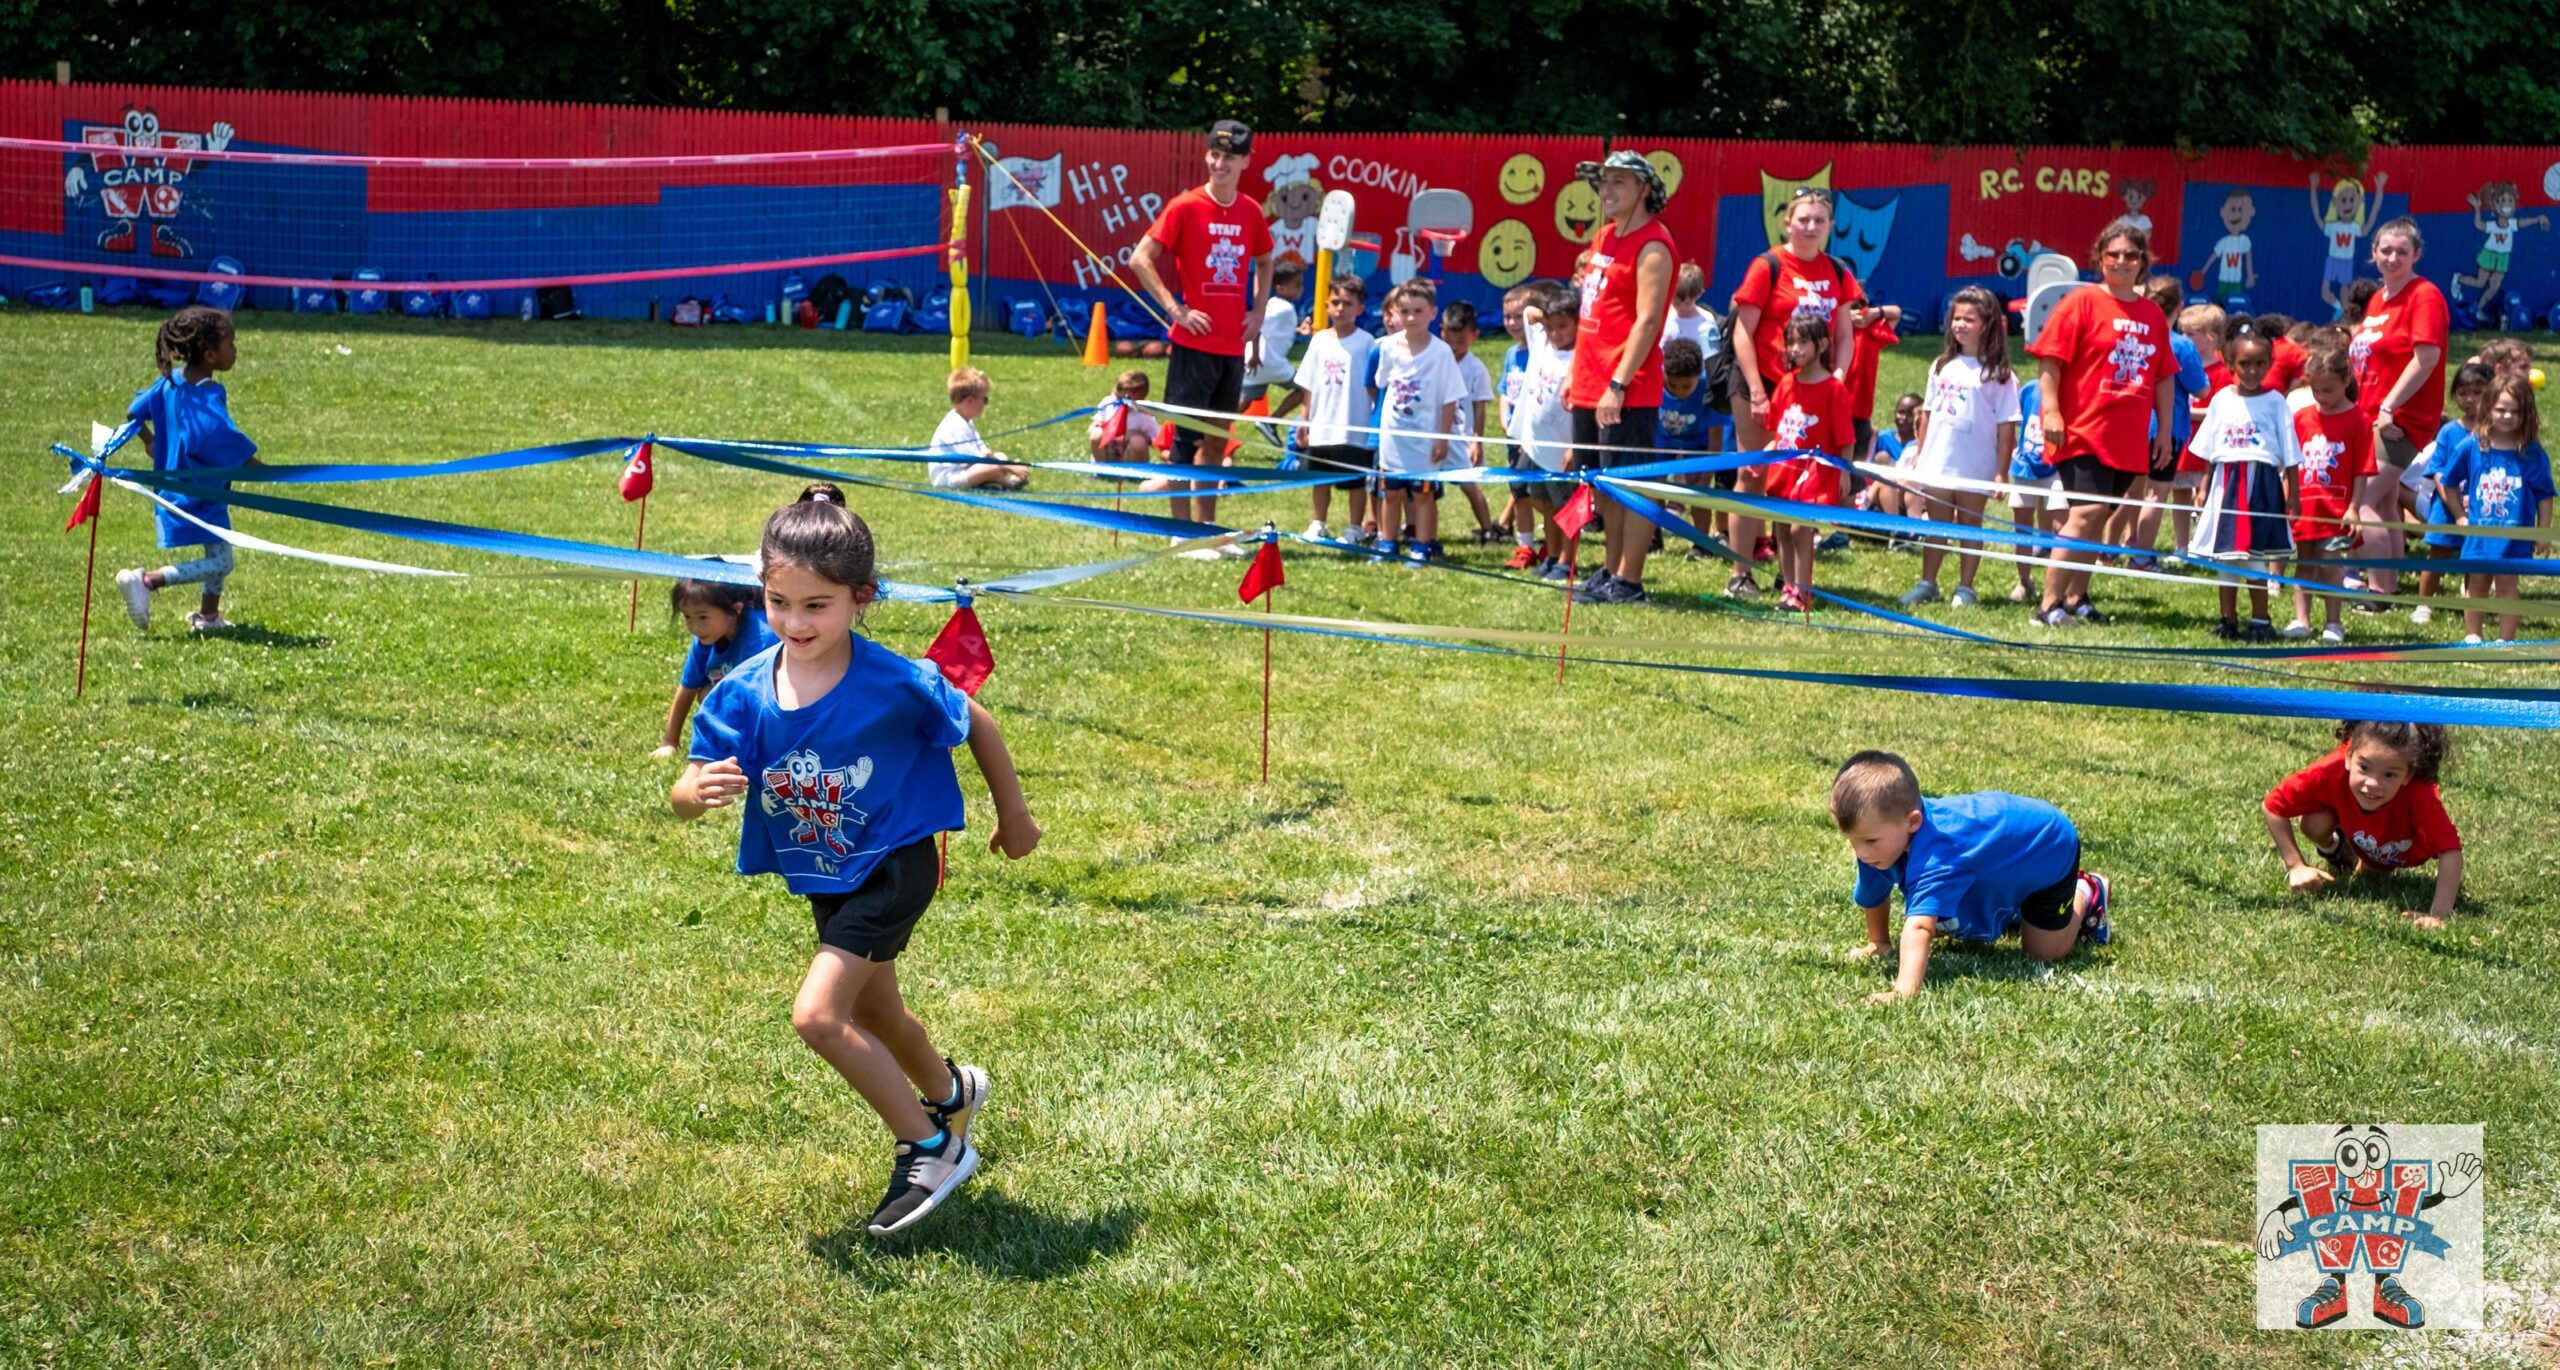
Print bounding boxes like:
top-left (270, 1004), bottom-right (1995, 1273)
top-left (651, 575), bottom-right (777, 758)
top-left (670, 486), bottom-right (1041, 1236)
top-left (115, 306), bottom-right (257, 634)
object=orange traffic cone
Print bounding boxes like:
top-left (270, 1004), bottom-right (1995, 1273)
top-left (1224, 394), bottom-right (1268, 460)
top-left (1083, 301), bottom-right (1110, 366)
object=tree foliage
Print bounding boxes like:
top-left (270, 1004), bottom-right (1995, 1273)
top-left (6, 0), bottom-right (2552, 157)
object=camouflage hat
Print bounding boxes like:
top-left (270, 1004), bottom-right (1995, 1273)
top-left (1576, 149), bottom-right (1668, 214)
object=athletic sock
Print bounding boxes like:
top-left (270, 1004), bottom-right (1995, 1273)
top-left (916, 1129), bottom-right (948, 1152)
top-left (1515, 531), bottom-right (1535, 548)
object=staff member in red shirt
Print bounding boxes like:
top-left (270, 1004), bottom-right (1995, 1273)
top-left (2347, 218), bottom-right (2449, 600)
top-left (1727, 186), bottom-right (1864, 598)
top-left (2027, 219), bottom-right (2175, 629)
top-left (1564, 150), bottom-right (1677, 606)
top-left (1131, 120), bottom-right (1276, 547)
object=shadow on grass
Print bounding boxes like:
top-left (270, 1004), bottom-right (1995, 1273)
top-left (806, 1189), bottom-right (1143, 1285)
top-left (193, 624), bottom-right (334, 650)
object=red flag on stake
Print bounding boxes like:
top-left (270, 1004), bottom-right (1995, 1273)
top-left (64, 472), bottom-right (101, 531)
top-left (1096, 399), bottom-right (1130, 447)
top-left (1554, 482), bottom-right (1596, 541)
top-left (1237, 537), bottom-right (1286, 604)
top-left (924, 604), bottom-right (996, 696)
top-left (619, 439), bottom-right (655, 502)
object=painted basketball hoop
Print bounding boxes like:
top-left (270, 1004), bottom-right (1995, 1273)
top-left (1402, 188), bottom-right (1475, 285)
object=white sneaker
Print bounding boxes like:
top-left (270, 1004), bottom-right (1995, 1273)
top-left (115, 568), bottom-right (152, 631)
top-left (1216, 540), bottom-right (1252, 558)
top-left (1176, 546), bottom-right (1223, 561)
top-left (2279, 619), bottom-right (2313, 640)
top-left (1949, 585), bottom-right (1980, 609)
top-left (2319, 624), bottom-right (2345, 644)
top-left (1302, 519), bottom-right (1331, 542)
top-left (2009, 583), bottom-right (2033, 603)
top-left (2462, 633), bottom-right (2485, 646)
top-left (2409, 604), bottom-right (2433, 625)
top-left (186, 611), bottom-right (235, 633)
top-left (1898, 580), bottom-right (1940, 607)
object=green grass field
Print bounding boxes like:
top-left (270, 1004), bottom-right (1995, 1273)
top-left (3, 309), bottom-right (2556, 1367)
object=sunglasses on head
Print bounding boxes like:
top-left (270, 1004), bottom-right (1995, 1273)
top-left (1789, 186), bottom-right (1835, 206)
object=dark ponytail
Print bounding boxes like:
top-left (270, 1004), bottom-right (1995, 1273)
top-left (760, 496), bottom-right (876, 593)
top-left (155, 305), bottom-right (233, 376)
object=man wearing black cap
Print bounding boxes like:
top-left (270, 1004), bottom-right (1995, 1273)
top-left (1131, 120), bottom-right (1276, 547)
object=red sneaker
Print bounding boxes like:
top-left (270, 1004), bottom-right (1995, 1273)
top-left (2294, 1275), bottom-right (2349, 1329)
top-left (1752, 536), bottom-right (1778, 562)
top-left (2372, 1275), bottom-right (2425, 1328)
top-left (1504, 544), bottom-right (1539, 570)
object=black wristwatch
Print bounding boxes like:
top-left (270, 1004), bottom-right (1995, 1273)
top-left (1608, 378), bottom-right (1629, 394)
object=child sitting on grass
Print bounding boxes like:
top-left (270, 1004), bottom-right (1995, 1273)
top-left (1835, 750), bottom-right (2112, 1004)
top-left (1086, 369), bottom-right (1161, 463)
top-left (651, 575), bottom-right (777, 759)
top-left (927, 367), bottom-right (1029, 490)
top-left (2263, 720), bottom-right (2461, 929)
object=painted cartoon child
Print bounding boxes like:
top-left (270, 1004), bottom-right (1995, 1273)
top-left (2191, 189), bottom-right (2256, 302)
top-left (2119, 178), bottom-right (2156, 234)
top-left (2308, 171), bottom-right (2388, 317)
top-left (2451, 181), bottom-right (2550, 304)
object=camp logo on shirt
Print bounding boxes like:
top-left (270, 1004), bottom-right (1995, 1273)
top-left (1578, 252), bottom-right (1612, 315)
top-left (2302, 434), bottom-right (2343, 482)
top-left (1206, 235), bottom-right (1248, 290)
top-left (2351, 316), bottom-right (2386, 370)
top-left (2222, 420), bottom-right (2271, 454)
top-left (2106, 331), bottom-right (2156, 387)
top-left (1791, 277), bottom-right (1839, 323)
top-left (1774, 403), bottom-right (1815, 448)
top-left (1925, 372), bottom-right (1974, 416)
top-left (1387, 375), bottom-right (1425, 421)
top-left (759, 748), bottom-right (875, 860)
top-left (2473, 466), bottom-right (2522, 521)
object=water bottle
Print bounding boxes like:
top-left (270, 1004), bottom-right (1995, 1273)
top-left (78, 285), bottom-right (93, 313)
top-left (520, 295), bottom-right (535, 322)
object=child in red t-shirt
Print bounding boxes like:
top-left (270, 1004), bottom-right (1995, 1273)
top-left (1762, 314), bottom-right (1856, 612)
top-left (2263, 720), bottom-right (2462, 928)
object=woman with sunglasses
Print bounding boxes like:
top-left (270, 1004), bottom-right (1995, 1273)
top-left (2346, 218), bottom-right (2449, 605)
top-left (1728, 185), bottom-right (1864, 598)
top-left (2024, 218), bottom-right (2176, 629)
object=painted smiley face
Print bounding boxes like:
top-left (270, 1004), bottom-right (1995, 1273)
top-left (1478, 218), bottom-right (1537, 287)
top-left (1645, 150), bottom-right (1684, 200)
top-left (1498, 154), bottom-right (1545, 206)
top-left (1554, 180), bottom-right (1601, 244)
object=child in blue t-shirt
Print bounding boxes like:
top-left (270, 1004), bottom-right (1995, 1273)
top-left (2434, 375), bottom-right (2555, 645)
top-left (671, 484), bottom-right (1041, 1237)
top-left (651, 575), bottom-right (779, 758)
top-left (1833, 750), bottom-right (2112, 1003)
top-left (1867, 392), bottom-right (1920, 519)
top-left (2003, 380), bottom-right (2061, 603)
top-left (114, 306), bottom-right (257, 634)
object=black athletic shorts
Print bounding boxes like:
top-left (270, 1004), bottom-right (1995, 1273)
top-left (1307, 443), bottom-right (1373, 489)
top-left (2054, 454), bottom-right (2138, 504)
top-left (2018, 844), bottom-right (2085, 932)
top-left (1569, 405), bottom-right (1660, 470)
top-left (1165, 344), bottom-right (1246, 464)
top-left (807, 836), bottom-right (941, 961)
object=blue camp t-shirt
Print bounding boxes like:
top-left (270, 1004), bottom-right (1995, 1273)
top-left (127, 375), bottom-right (257, 547)
top-left (679, 607), bottom-right (779, 689)
top-left (1658, 379), bottom-right (1716, 452)
top-left (2415, 420), bottom-right (2469, 546)
top-left (2154, 331), bottom-right (2210, 446)
top-left (2435, 438), bottom-right (2556, 560)
top-left (2010, 381), bottom-right (2054, 481)
top-left (1874, 429), bottom-right (1910, 465)
top-left (688, 634), bottom-right (971, 895)
top-left (1850, 792), bottom-right (2079, 943)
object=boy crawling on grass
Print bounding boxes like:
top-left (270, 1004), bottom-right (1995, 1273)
top-left (1835, 750), bottom-right (2113, 1003)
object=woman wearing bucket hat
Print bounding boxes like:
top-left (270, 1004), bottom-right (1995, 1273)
top-left (1564, 149), bottom-right (1678, 606)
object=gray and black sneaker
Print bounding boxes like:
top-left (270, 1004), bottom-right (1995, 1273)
top-left (867, 1131), bottom-right (979, 1236)
top-left (924, 1058), bottom-right (989, 1151)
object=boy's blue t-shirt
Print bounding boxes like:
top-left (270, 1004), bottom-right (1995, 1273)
top-left (2436, 438), bottom-right (2556, 559)
top-left (1658, 379), bottom-right (1716, 452)
top-left (2153, 331), bottom-right (2210, 446)
top-left (688, 633), bottom-right (971, 895)
top-left (127, 376), bottom-right (257, 547)
top-left (679, 607), bottom-right (779, 689)
top-left (1851, 792), bottom-right (2080, 943)
top-left (1875, 429), bottom-right (1910, 464)
top-left (2009, 381), bottom-right (2055, 481)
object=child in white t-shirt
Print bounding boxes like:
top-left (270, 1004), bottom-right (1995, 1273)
top-left (928, 368), bottom-right (1028, 490)
top-left (1661, 262), bottom-right (1721, 354)
top-left (1898, 287), bottom-right (2021, 610)
top-left (1269, 274), bottom-right (1378, 543)
top-left (1439, 298), bottom-right (1504, 544)
top-left (1514, 284), bottom-right (1579, 578)
top-left (1244, 260), bottom-right (1307, 399)
top-left (1371, 279), bottom-right (1463, 562)
top-left (2188, 323), bottom-right (2303, 641)
top-left (1086, 369), bottom-right (1161, 463)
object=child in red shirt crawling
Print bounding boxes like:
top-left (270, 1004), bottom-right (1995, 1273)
top-left (2263, 720), bottom-right (2463, 928)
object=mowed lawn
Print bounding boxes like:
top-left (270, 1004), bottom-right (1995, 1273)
top-left (2, 309), bottom-right (2556, 1368)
